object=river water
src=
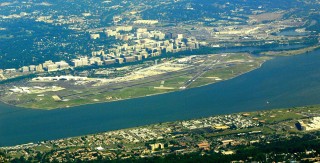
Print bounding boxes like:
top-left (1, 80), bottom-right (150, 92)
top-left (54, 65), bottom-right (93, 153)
top-left (1, 48), bottom-right (320, 147)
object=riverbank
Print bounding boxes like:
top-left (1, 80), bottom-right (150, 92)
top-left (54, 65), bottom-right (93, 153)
top-left (1, 45), bottom-right (319, 110)
top-left (2, 48), bottom-right (320, 146)
top-left (2, 104), bottom-right (319, 162)
top-left (12, 53), bottom-right (268, 110)
top-left (260, 44), bottom-right (320, 56)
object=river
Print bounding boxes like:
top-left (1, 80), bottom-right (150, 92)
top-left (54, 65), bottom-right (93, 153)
top-left (1, 48), bottom-right (320, 147)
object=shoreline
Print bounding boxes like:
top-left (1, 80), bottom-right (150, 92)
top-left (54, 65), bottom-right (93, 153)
top-left (14, 60), bottom-right (268, 110)
top-left (2, 47), bottom-right (320, 148)
top-left (1, 104), bottom-right (318, 148)
top-left (3, 44), bottom-right (319, 110)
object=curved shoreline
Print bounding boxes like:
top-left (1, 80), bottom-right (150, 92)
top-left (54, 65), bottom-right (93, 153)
top-left (16, 60), bottom-right (268, 110)
top-left (3, 44), bottom-right (319, 110)
top-left (2, 47), bottom-right (320, 147)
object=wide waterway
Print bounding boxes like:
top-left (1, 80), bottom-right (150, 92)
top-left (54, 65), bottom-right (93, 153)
top-left (1, 48), bottom-right (320, 147)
